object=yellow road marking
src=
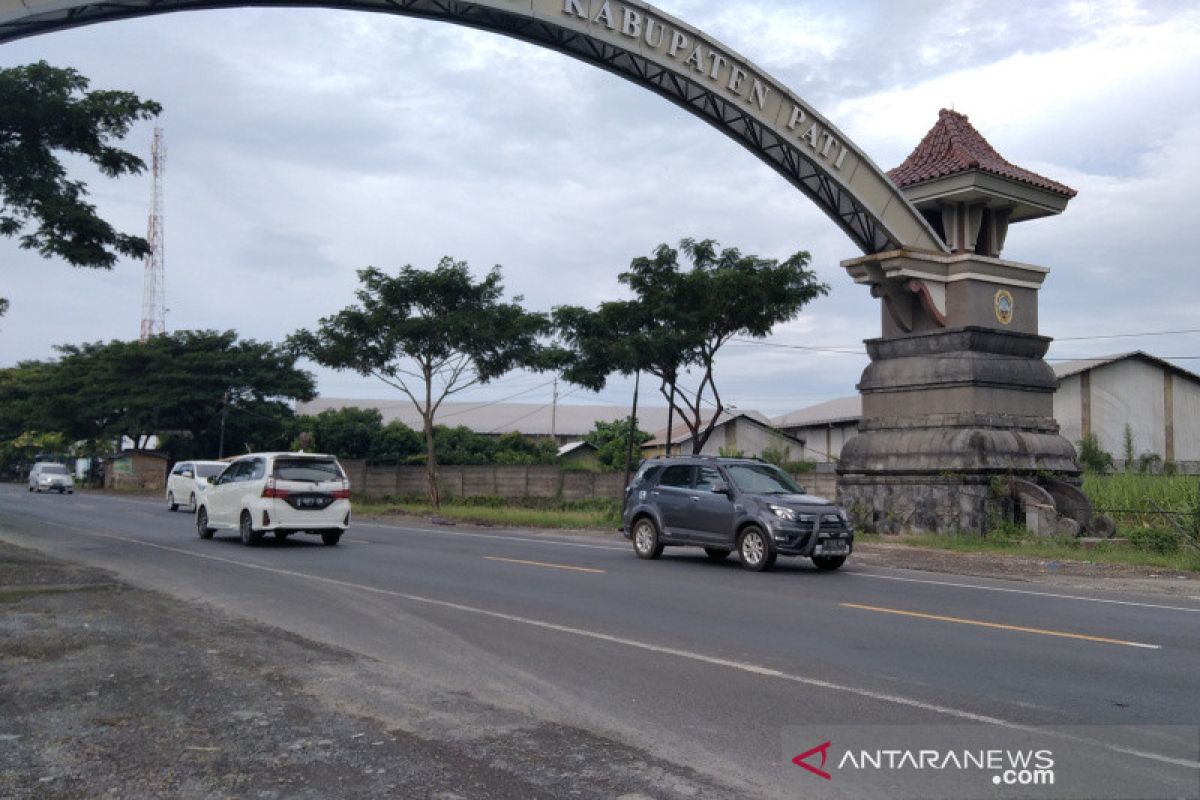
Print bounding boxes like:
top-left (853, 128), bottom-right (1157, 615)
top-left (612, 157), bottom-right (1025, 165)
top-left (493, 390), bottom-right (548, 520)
top-left (484, 556), bottom-right (605, 574)
top-left (840, 603), bottom-right (1161, 649)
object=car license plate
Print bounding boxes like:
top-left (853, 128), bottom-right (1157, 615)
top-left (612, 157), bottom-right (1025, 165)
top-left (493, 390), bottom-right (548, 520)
top-left (818, 541), bottom-right (848, 555)
top-left (289, 494), bottom-right (333, 510)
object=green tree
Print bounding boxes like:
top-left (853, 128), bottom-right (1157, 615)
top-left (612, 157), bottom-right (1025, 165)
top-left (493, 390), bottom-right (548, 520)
top-left (289, 259), bottom-right (550, 506)
top-left (4, 331), bottom-right (313, 459)
top-left (301, 407), bottom-right (384, 460)
top-left (583, 417), bottom-right (651, 471)
top-left (491, 431), bottom-right (558, 466)
top-left (0, 61), bottom-right (161, 314)
top-left (556, 239), bottom-right (828, 454)
top-left (371, 420), bottom-right (423, 464)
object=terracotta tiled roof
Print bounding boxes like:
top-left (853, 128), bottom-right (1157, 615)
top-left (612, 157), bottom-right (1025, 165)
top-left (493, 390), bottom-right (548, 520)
top-left (888, 109), bottom-right (1076, 197)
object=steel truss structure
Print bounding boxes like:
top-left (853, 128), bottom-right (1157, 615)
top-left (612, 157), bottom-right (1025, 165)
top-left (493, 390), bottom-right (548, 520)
top-left (0, 0), bottom-right (923, 254)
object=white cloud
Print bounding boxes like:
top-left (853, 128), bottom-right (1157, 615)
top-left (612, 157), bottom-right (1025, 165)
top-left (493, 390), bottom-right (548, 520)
top-left (2, 2), bottom-right (1199, 418)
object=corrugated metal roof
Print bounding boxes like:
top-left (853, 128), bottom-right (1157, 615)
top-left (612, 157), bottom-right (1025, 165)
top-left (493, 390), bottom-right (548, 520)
top-left (642, 410), bottom-right (784, 448)
top-left (1052, 351), bottom-right (1200, 383)
top-left (295, 397), bottom-right (673, 437)
top-left (772, 396), bottom-right (862, 428)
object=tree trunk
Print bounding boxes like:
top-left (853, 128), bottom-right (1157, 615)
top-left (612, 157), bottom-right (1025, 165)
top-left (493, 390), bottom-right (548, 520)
top-left (422, 414), bottom-right (440, 508)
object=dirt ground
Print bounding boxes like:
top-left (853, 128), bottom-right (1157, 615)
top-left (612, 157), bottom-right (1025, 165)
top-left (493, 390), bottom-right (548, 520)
top-left (850, 540), bottom-right (1199, 598)
top-left (0, 541), bottom-right (732, 800)
top-left (2, 529), bottom-right (1196, 800)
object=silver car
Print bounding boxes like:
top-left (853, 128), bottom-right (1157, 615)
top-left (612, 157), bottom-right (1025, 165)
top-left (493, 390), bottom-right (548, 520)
top-left (28, 462), bottom-right (75, 494)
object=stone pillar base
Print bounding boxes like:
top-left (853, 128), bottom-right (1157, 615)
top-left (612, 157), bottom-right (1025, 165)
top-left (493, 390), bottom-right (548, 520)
top-left (836, 325), bottom-right (1091, 534)
top-left (838, 474), bottom-right (994, 534)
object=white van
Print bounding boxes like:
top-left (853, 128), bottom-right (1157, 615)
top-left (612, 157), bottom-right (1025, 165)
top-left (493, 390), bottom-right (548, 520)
top-left (28, 462), bottom-right (75, 494)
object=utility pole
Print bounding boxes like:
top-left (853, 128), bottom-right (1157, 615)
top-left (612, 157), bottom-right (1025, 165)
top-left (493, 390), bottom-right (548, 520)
top-left (550, 376), bottom-right (559, 443)
top-left (622, 371), bottom-right (641, 488)
top-left (218, 389), bottom-right (229, 459)
top-left (665, 383), bottom-right (676, 456)
top-left (139, 127), bottom-right (166, 341)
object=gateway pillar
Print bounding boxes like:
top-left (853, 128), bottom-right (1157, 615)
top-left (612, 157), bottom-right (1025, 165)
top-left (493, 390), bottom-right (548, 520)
top-left (837, 110), bottom-right (1096, 534)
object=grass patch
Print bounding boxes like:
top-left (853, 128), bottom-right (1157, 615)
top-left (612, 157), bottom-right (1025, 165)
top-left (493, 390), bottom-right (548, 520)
top-left (1084, 473), bottom-right (1200, 524)
top-left (858, 530), bottom-right (1200, 572)
top-left (353, 495), bottom-right (621, 530)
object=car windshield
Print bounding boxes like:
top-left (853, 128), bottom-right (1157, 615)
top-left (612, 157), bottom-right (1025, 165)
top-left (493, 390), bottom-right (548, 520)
top-left (724, 463), bottom-right (802, 495)
top-left (274, 458), bottom-right (343, 483)
top-left (41, 465), bottom-right (68, 475)
top-left (195, 464), bottom-right (224, 479)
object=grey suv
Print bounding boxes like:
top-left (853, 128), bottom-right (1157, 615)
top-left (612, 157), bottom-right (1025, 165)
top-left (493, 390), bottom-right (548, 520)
top-left (620, 457), bottom-right (853, 572)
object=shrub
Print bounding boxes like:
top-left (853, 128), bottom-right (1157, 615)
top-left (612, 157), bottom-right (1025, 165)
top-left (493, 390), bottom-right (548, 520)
top-left (1126, 526), bottom-right (1183, 555)
top-left (1077, 432), bottom-right (1114, 474)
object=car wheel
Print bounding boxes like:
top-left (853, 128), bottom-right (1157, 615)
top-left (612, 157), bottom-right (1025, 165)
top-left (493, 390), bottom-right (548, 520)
top-left (704, 547), bottom-right (731, 561)
top-left (187, 493), bottom-right (197, 514)
top-left (320, 530), bottom-right (342, 546)
top-left (631, 518), bottom-right (664, 560)
top-left (167, 491), bottom-right (177, 511)
top-left (738, 525), bottom-right (776, 572)
top-left (196, 507), bottom-right (214, 540)
top-left (812, 555), bottom-right (847, 571)
top-left (239, 512), bottom-right (263, 546)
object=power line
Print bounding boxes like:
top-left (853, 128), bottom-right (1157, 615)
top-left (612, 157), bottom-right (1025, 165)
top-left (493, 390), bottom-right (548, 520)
top-left (731, 326), bottom-right (1200, 355)
top-left (436, 378), bottom-right (559, 420)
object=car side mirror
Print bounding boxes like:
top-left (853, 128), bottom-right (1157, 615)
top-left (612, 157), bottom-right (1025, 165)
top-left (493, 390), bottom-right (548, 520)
top-left (711, 481), bottom-right (730, 495)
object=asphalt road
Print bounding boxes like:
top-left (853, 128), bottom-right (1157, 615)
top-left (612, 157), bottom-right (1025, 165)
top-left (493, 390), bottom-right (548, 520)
top-left (2, 484), bottom-right (1198, 799)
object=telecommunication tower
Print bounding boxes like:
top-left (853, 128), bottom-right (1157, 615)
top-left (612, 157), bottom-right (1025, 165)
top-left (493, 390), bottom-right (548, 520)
top-left (139, 127), bottom-right (166, 342)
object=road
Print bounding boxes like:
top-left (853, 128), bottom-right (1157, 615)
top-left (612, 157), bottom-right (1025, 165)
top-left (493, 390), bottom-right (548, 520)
top-left (2, 484), bottom-right (1198, 799)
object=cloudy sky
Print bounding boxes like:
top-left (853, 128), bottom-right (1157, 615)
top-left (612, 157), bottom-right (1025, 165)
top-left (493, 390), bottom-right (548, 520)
top-left (2, 0), bottom-right (1198, 421)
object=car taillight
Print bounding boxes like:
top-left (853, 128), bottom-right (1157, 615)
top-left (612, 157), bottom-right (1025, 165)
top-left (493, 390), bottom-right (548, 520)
top-left (262, 481), bottom-right (289, 499)
top-left (332, 488), bottom-right (350, 500)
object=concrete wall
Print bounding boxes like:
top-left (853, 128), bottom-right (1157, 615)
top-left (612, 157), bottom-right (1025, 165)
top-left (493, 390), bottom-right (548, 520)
top-left (340, 459), bottom-right (841, 503)
top-left (782, 422), bottom-right (859, 462)
top-left (340, 461), bottom-right (626, 501)
top-left (1053, 375), bottom-right (1083, 447)
top-left (1054, 359), bottom-right (1200, 467)
top-left (1173, 373), bottom-right (1200, 462)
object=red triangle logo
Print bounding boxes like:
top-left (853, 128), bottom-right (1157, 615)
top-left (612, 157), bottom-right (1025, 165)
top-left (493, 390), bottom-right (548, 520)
top-left (792, 740), bottom-right (832, 780)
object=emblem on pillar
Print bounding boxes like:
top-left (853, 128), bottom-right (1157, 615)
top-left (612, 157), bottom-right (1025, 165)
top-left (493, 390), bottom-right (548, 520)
top-left (994, 289), bottom-right (1014, 325)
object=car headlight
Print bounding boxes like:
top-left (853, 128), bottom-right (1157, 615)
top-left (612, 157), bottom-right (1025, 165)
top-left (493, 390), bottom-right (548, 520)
top-left (769, 504), bottom-right (796, 521)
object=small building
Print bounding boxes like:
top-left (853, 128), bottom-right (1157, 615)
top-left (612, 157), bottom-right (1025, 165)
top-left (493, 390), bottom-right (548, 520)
top-left (103, 450), bottom-right (170, 490)
top-left (641, 411), bottom-right (804, 459)
top-left (774, 351), bottom-right (1200, 471)
top-left (558, 441), bottom-right (601, 470)
top-left (772, 397), bottom-right (862, 462)
top-left (1053, 352), bottom-right (1200, 470)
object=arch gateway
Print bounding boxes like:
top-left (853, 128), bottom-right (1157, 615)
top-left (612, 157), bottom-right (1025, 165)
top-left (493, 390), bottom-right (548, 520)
top-left (0, 0), bottom-right (1095, 534)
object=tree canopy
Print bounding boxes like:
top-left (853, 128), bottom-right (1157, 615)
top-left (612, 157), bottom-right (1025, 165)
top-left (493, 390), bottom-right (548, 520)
top-left (583, 417), bottom-right (652, 472)
top-left (555, 238), bottom-right (828, 453)
top-left (289, 258), bottom-right (551, 506)
top-left (0, 330), bottom-right (315, 464)
top-left (0, 61), bottom-right (161, 315)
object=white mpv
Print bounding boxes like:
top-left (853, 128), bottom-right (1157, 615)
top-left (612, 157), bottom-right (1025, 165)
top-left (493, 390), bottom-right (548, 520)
top-left (165, 460), bottom-right (227, 513)
top-left (196, 452), bottom-right (351, 546)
